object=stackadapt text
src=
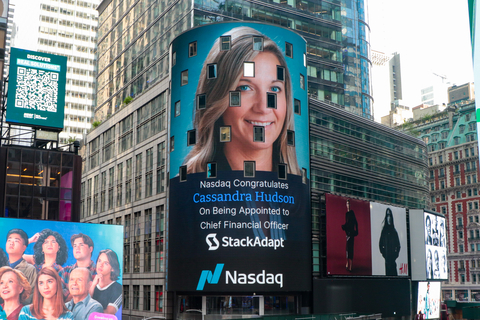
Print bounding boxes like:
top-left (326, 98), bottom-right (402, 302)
top-left (193, 190), bottom-right (294, 204)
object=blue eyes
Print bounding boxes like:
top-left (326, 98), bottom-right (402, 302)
top-left (270, 86), bottom-right (281, 93)
top-left (237, 85), bottom-right (251, 91)
top-left (236, 85), bottom-right (281, 92)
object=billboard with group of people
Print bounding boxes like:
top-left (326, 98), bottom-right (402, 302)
top-left (0, 218), bottom-right (123, 320)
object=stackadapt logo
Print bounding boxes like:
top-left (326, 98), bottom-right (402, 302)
top-left (205, 233), bottom-right (285, 250)
top-left (196, 264), bottom-right (283, 290)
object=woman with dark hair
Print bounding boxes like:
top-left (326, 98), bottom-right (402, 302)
top-left (379, 208), bottom-right (401, 276)
top-left (89, 249), bottom-right (122, 315)
top-left (0, 267), bottom-right (32, 320)
top-left (183, 26), bottom-right (300, 175)
top-left (0, 248), bottom-right (8, 268)
top-left (24, 229), bottom-right (68, 272)
top-left (18, 267), bottom-right (73, 320)
top-left (341, 200), bottom-right (358, 272)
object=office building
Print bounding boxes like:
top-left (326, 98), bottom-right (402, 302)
top-left (448, 82), bottom-right (475, 105)
top-left (9, 0), bottom-right (98, 144)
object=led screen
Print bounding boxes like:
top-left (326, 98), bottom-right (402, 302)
top-left (417, 282), bottom-right (441, 319)
top-left (168, 22), bottom-right (310, 292)
top-left (424, 212), bottom-right (447, 280)
top-left (6, 48), bottom-right (67, 130)
top-left (0, 217), bottom-right (123, 320)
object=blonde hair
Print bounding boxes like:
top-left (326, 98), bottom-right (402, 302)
top-left (183, 26), bottom-right (300, 175)
top-left (0, 266), bottom-right (32, 304)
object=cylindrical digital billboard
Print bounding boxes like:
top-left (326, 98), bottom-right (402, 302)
top-left (168, 22), bottom-right (310, 292)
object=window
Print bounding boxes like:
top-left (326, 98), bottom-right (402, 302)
top-left (431, 183), bottom-right (434, 191)
top-left (294, 99), bottom-right (301, 115)
top-left (207, 64), bottom-right (217, 79)
top-left (472, 244), bottom-right (475, 252)
top-left (470, 216), bottom-right (474, 223)
top-left (474, 274), bottom-right (477, 283)
top-left (172, 52), bottom-right (176, 66)
top-left (175, 101), bottom-right (180, 117)
top-left (472, 147), bottom-right (475, 156)
top-left (471, 202), bottom-right (475, 210)
top-left (441, 194), bottom-right (446, 201)
top-left (441, 131), bottom-right (448, 139)
top-left (460, 125), bottom-right (466, 134)
top-left (253, 37), bottom-right (263, 51)
top-left (155, 286), bottom-right (163, 312)
top-left (439, 168), bottom-right (445, 177)
top-left (267, 93), bottom-right (277, 109)
top-left (179, 166), bottom-right (187, 182)
top-left (123, 286), bottom-right (130, 309)
top-left (189, 41), bottom-right (197, 57)
top-left (430, 170), bottom-right (434, 179)
top-left (133, 285), bottom-right (139, 309)
top-left (455, 164), bottom-right (460, 174)
top-left (220, 36), bottom-right (231, 51)
top-left (457, 191), bottom-right (462, 198)
top-left (220, 127), bottom-right (231, 142)
top-left (441, 181), bottom-right (445, 189)
top-left (277, 66), bottom-right (285, 81)
top-left (244, 62), bottom-right (254, 77)
top-left (278, 164), bottom-right (287, 180)
top-left (456, 177), bottom-right (461, 186)
top-left (253, 127), bottom-right (264, 142)
top-left (466, 148), bottom-right (470, 157)
top-left (439, 155), bottom-right (443, 164)
top-left (187, 130), bottom-right (196, 145)
top-left (170, 136), bottom-right (174, 152)
top-left (197, 94), bottom-right (206, 109)
top-left (229, 91), bottom-right (241, 106)
top-left (442, 207), bottom-right (446, 214)
top-left (300, 74), bottom-right (305, 90)
top-left (459, 231), bottom-right (464, 239)
top-left (157, 167), bottom-right (165, 194)
top-left (455, 151), bottom-right (459, 160)
top-left (285, 42), bottom-right (293, 58)
top-left (429, 158), bottom-right (433, 165)
top-left (145, 209), bottom-right (152, 272)
top-left (181, 70), bottom-right (188, 86)
top-left (302, 168), bottom-right (307, 184)
top-left (207, 162), bottom-right (217, 178)
top-left (458, 217), bottom-right (463, 226)
top-left (287, 130), bottom-right (295, 146)
top-left (457, 204), bottom-right (462, 212)
top-left (144, 285), bottom-right (151, 311)
top-left (244, 161), bottom-right (255, 177)
top-left (155, 206), bottom-right (164, 272)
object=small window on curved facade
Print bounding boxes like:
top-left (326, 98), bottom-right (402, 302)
top-left (181, 70), bottom-right (188, 86)
top-left (170, 136), bottom-right (174, 152)
top-left (244, 161), bottom-right (255, 177)
top-left (294, 99), bottom-right (301, 115)
top-left (207, 162), bottom-right (217, 178)
top-left (187, 130), bottom-right (196, 146)
top-left (303, 53), bottom-right (306, 67)
top-left (179, 165), bottom-right (187, 182)
top-left (254, 126), bottom-right (265, 142)
top-left (253, 37), bottom-right (263, 51)
top-left (244, 62), bottom-right (255, 77)
top-left (287, 130), bottom-right (295, 146)
top-left (220, 36), bottom-right (231, 51)
top-left (220, 126), bottom-right (231, 142)
top-left (189, 41), bottom-right (197, 57)
top-left (278, 164), bottom-right (287, 180)
top-left (172, 52), bottom-right (176, 66)
top-left (175, 100), bottom-right (181, 117)
top-left (197, 94), bottom-right (206, 110)
top-left (207, 64), bottom-right (217, 79)
top-left (277, 66), bottom-right (285, 81)
top-left (285, 42), bottom-right (293, 58)
top-left (300, 74), bottom-right (305, 90)
top-left (267, 93), bottom-right (276, 109)
top-left (302, 168), bottom-right (307, 184)
top-left (230, 91), bottom-right (241, 106)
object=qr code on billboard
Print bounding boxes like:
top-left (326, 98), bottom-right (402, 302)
top-left (14, 67), bottom-right (59, 112)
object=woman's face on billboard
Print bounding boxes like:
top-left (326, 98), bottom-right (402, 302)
top-left (0, 271), bottom-right (22, 301)
top-left (42, 235), bottom-right (59, 256)
top-left (38, 274), bottom-right (57, 299)
top-left (222, 51), bottom-right (286, 152)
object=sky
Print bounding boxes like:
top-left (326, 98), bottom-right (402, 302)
top-left (368, 0), bottom-right (474, 117)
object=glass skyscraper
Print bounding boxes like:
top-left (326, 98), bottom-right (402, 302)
top-left (96, 0), bottom-right (372, 120)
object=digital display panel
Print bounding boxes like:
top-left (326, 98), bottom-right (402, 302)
top-left (417, 282), bottom-right (441, 319)
top-left (6, 48), bottom-right (67, 130)
top-left (168, 22), bottom-right (311, 292)
top-left (0, 217), bottom-right (123, 320)
top-left (424, 212), bottom-right (447, 280)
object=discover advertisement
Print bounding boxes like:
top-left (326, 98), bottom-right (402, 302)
top-left (168, 22), bottom-right (311, 292)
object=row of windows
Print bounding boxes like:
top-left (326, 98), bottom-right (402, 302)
top-left (429, 147), bottom-right (477, 166)
top-left (123, 284), bottom-right (163, 312)
top-left (431, 175), bottom-right (477, 191)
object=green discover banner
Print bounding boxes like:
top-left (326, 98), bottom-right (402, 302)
top-left (6, 48), bottom-right (67, 130)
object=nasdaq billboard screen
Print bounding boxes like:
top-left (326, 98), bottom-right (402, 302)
top-left (6, 48), bottom-right (67, 130)
top-left (168, 22), bottom-right (311, 292)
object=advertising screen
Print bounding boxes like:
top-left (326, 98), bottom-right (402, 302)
top-left (326, 194), bottom-right (371, 275)
top-left (6, 48), bottom-right (67, 130)
top-left (424, 212), bottom-right (447, 280)
top-left (168, 22), bottom-right (311, 292)
top-left (370, 202), bottom-right (408, 276)
top-left (456, 290), bottom-right (468, 301)
top-left (417, 282), bottom-right (441, 319)
top-left (0, 217), bottom-right (123, 320)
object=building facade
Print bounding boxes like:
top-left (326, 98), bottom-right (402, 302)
top-left (409, 100), bottom-right (480, 302)
top-left (10, 0), bottom-right (98, 144)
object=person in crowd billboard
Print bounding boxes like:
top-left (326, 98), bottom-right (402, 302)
top-left (183, 26), bottom-right (300, 175)
top-left (425, 216), bottom-right (432, 245)
top-left (6, 230), bottom-right (36, 303)
top-left (426, 249), bottom-right (433, 279)
top-left (342, 200), bottom-right (358, 272)
top-left (378, 208), bottom-right (401, 276)
top-left (65, 268), bottom-right (102, 320)
top-left (18, 267), bottom-right (73, 320)
top-left (0, 249), bottom-right (7, 267)
top-left (90, 249), bottom-right (122, 315)
top-left (0, 267), bottom-right (32, 320)
top-left (25, 230), bottom-right (68, 273)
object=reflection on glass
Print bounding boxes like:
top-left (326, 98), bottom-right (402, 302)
top-left (220, 127), bottom-right (231, 142)
top-left (244, 161), bottom-right (255, 177)
top-left (243, 62), bottom-right (254, 77)
top-left (229, 91), bottom-right (241, 107)
top-left (253, 37), bottom-right (263, 51)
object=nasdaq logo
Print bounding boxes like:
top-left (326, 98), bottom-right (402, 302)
top-left (196, 263), bottom-right (224, 290)
top-left (206, 233), bottom-right (219, 250)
